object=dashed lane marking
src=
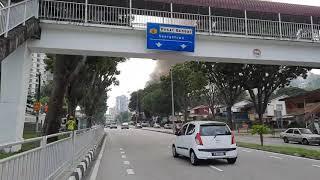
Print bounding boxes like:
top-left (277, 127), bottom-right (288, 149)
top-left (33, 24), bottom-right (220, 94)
top-left (312, 165), bottom-right (320, 168)
top-left (123, 161), bottom-right (130, 165)
top-left (121, 151), bottom-right (125, 154)
top-left (121, 155), bottom-right (127, 159)
top-left (269, 156), bottom-right (283, 160)
top-left (242, 149), bottom-right (252, 153)
top-left (126, 169), bottom-right (135, 175)
top-left (120, 148), bottom-right (123, 150)
top-left (209, 166), bottom-right (224, 172)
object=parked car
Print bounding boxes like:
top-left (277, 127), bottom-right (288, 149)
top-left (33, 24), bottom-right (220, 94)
top-left (153, 123), bottom-right (161, 128)
top-left (121, 122), bottom-right (129, 129)
top-left (136, 123), bottom-right (142, 128)
top-left (280, 128), bottom-right (320, 145)
top-left (110, 123), bottom-right (118, 129)
top-left (141, 122), bottom-right (149, 127)
top-left (164, 124), bottom-right (172, 129)
top-left (172, 121), bottom-right (237, 165)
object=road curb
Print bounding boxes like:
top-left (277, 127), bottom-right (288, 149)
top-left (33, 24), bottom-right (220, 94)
top-left (89, 135), bottom-right (107, 180)
top-left (67, 135), bottom-right (105, 180)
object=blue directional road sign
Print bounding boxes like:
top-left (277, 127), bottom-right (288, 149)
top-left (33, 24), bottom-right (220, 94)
top-left (147, 23), bottom-right (195, 52)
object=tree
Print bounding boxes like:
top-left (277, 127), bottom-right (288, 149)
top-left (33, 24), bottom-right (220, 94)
top-left (199, 62), bottom-right (246, 129)
top-left (141, 82), bottom-right (172, 117)
top-left (275, 87), bottom-right (307, 97)
top-left (251, 125), bottom-right (270, 146)
top-left (160, 63), bottom-right (206, 121)
top-left (243, 65), bottom-right (310, 124)
top-left (79, 56), bottom-right (125, 127)
top-left (43, 55), bottom-right (86, 136)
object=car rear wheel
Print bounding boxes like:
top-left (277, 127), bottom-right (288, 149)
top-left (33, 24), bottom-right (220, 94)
top-left (227, 158), bottom-right (237, 164)
top-left (172, 145), bottom-right (178, 158)
top-left (283, 137), bottom-right (289, 143)
top-left (190, 150), bottom-right (199, 166)
top-left (302, 139), bottom-right (309, 145)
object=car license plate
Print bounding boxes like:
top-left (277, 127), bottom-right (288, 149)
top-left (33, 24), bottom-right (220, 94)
top-left (212, 152), bottom-right (225, 156)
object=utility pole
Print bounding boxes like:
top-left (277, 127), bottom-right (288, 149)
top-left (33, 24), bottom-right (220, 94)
top-left (36, 73), bottom-right (41, 133)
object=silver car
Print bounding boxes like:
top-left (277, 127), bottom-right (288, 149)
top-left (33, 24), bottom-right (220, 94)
top-left (280, 128), bottom-right (320, 145)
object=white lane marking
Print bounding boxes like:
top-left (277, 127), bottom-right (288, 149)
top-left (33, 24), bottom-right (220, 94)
top-left (312, 164), bottom-right (320, 168)
top-left (120, 148), bottom-right (123, 150)
top-left (123, 161), bottom-right (130, 165)
top-left (121, 155), bottom-right (127, 158)
top-left (126, 169), bottom-right (135, 175)
top-left (121, 151), bottom-right (125, 154)
top-left (242, 149), bottom-right (252, 153)
top-left (209, 165), bottom-right (224, 172)
top-left (269, 156), bottom-right (283, 160)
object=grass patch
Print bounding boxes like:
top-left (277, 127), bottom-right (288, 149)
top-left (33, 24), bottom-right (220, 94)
top-left (0, 131), bottom-right (40, 160)
top-left (238, 142), bottom-right (320, 160)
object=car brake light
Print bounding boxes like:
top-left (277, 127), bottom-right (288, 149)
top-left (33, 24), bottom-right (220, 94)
top-left (195, 133), bottom-right (203, 145)
top-left (231, 132), bottom-right (236, 145)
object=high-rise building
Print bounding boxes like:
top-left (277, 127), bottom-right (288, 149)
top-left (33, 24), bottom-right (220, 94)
top-left (28, 53), bottom-right (51, 96)
top-left (115, 95), bottom-right (129, 113)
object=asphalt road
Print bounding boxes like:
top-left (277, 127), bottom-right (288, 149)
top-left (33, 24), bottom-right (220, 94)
top-left (95, 128), bottom-right (320, 180)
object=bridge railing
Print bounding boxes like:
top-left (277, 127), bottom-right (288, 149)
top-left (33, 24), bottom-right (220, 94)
top-left (0, 0), bottom-right (38, 37)
top-left (0, 126), bottom-right (105, 180)
top-left (38, 0), bottom-right (320, 42)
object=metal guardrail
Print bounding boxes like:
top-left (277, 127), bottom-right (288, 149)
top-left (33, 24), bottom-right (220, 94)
top-left (0, 126), bottom-right (105, 180)
top-left (38, 0), bottom-right (320, 42)
top-left (0, 0), bottom-right (38, 37)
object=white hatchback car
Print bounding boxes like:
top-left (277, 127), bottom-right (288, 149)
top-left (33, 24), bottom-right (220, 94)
top-left (172, 121), bottom-right (237, 165)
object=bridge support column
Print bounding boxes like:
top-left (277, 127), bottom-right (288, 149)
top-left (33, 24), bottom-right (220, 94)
top-left (0, 42), bottom-right (32, 151)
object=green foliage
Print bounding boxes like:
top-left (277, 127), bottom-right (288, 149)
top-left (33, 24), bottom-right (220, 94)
top-left (40, 96), bottom-right (50, 105)
top-left (251, 125), bottom-right (270, 135)
top-left (243, 65), bottom-right (310, 123)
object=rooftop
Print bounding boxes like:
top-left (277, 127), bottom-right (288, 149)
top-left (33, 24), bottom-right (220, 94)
top-left (147, 0), bottom-right (320, 17)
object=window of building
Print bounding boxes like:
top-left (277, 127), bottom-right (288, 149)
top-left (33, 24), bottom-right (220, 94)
top-left (276, 104), bottom-right (283, 111)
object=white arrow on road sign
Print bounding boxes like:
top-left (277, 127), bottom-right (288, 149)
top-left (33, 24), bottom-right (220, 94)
top-left (156, 42), bottom-right (162, 47)
top-left (180, 44), bottom-right (187, 49)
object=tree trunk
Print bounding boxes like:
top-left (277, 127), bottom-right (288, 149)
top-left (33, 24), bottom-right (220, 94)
top-left (209, 105), bottom-right (215, 120)
top-left (43, 56), bottom-right (69, 137)
top-left (259, 133), bottom-right (264, 146)
top-left (258, 113), bottom-right (264, 124)
top-left (226, 106), bottom-right (233, 130)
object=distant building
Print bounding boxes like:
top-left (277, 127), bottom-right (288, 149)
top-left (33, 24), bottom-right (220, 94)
top-left (115, 95), bottom-right (128, 113)
top-left (28, 53), bottom-right (51, 96)
top-left (280, 89), bottom-right (320, 126)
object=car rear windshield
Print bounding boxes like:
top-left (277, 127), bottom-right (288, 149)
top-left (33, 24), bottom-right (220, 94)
top-left (299, 128), bottom-right (313, 134)
top-left (200, 124), bottom-right (231, 136)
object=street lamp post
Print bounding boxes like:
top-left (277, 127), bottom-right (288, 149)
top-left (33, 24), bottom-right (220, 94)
top-left (170, 69), bottom-right (175, 132)
top-left (136, 91), bottom-right (139, 127)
